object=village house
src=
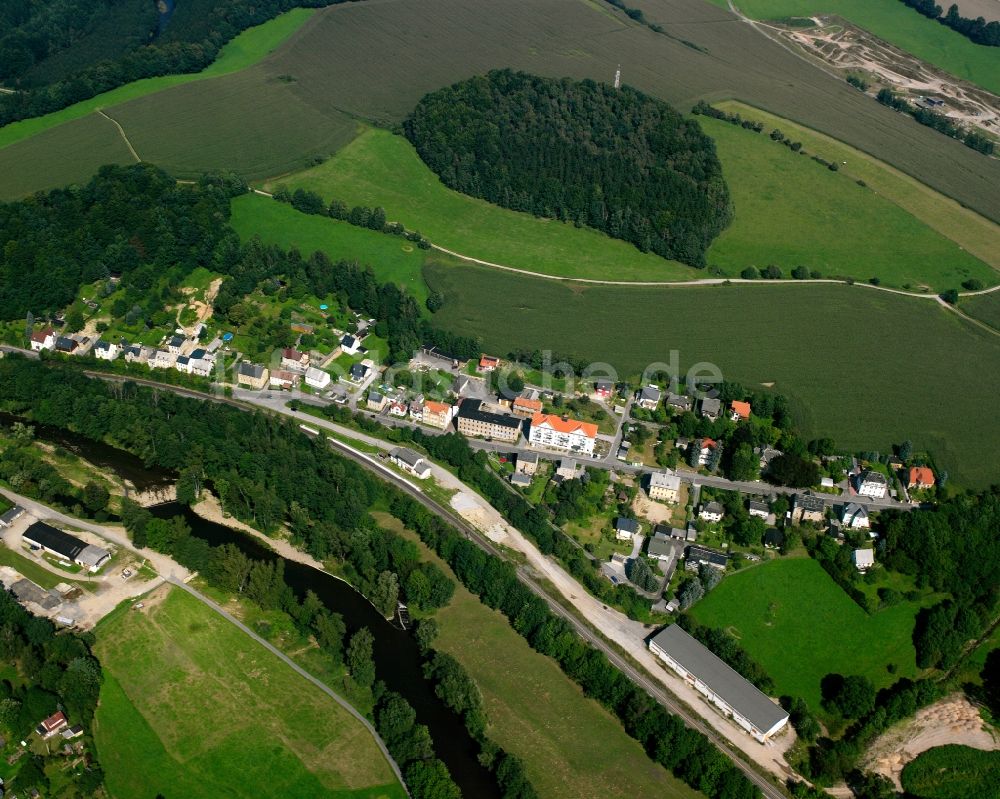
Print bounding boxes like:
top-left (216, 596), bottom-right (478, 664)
top-left (592, 380), bottom-right (613, 400)
top-left (188, 358), bottom-right (213, 378)
top-left (747, 500), bottom-right (769, 520)
top-left (512, 396), bottom-right (543, 417)
top-left (236, 362), bottom-right (269, 390)
top-left (699, 396), bottom-right (721, 420)
top-left (852, 548), bottom-right (875, 572)
top-left (421, 400), bottom-right (455, 430)
top-left (841, 502), bottom-right (870, 530)
top-left (269, 369), bottom-right (299, 390)
top-left (457, 399), bottom-right (522, 442)
top-left (340, 334), bottom-right (362, 356)
top-left (511, 472), bottom-right (532, 487)
top-left (856, 470), bottom-right (888, 499)
top-left (478, 354), bottom-right (500, 372)
top-left (636, 385), bottom-right (662, 411)
top-left (756, 447), bottom-right (782, 471)
top-left (281, 348), bottom-right (310, 370)
top-left (305, 367), bottom-right (331, 390)
top-left (648, 625), bottom-right (788, 742)
top-left (389, 400), bottom-right (408, 417)
top-left (36, 711), bottom-right (69, 739)
top-left (515, 451), bottom-right (539, 475)
top-left (167, 335), bottom-right (185, 354)
top-left (124, 344), bottom-right (153, 364)
top-left (408, 400), bottom-right (424, 422)
top-left (655, 522), bottom-right (696, 543)
top-left (23, 522), bottom-right (110, 572)
top-left (174, 355), bottom-right (190, 373)
top-left (92, 340), bottom-right (121, 361)
top-left (0, 505), bottom-right (25, 528)
top-left (389, 447), bottom-right (431, 479)
top-left (150, 349), bottom-right (177, 370)
top-left (647, 531), bottom-right (680, 564)
top-left (555, 458), bottom-right (578, 480)
top-left (647, 470), bottom-right (681, 503)
top-left (528, 413), bottom-right (597, 456)
top-left (29, 328), bottom-right (57, 352)
top-left (763, 528), bottom-right (785, 550)
top-left (349, 362), bottom-right (370, 383)
top-left (55, 336), bottom-right (79, 354)
top-left (686, 545), bottom-right (728, 570)
top-left (694, 438), bottom-right (718, 467)
top-left (790, 492), bottom-right (825, 524)
top-left (367, 391), bottom-right (389, 412)
top-left (698, 501), bottom-right (725, 523)
top-left (451, 375), bottom-right (472, 397)
top-left (614, 517), bottom-right (640, 541)
top-left (666, 392), bottom-right (692, 413)
top-left (907, 466), bottom-right (935, 490)
top-left (730, 400), bottom-right (751, 422)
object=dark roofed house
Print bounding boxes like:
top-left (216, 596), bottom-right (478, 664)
top-left (666, 392), bottom-right (692, 412)
top-left (614, 516), bottom-right (640, 540)
top-left (350, 362), bottom-right (370, 382)
top-left (793, 492), bottom-right (826, 524)
top-left (456, 399), bottom-right (522, 442)
top-left (686, 545), bottom-right (728, 570)
top-left (649, 625), bottom-right (788, 741)
top-left (23, 522), bottom-right (110, 572)
top-left (763, 528), bottom-right (785, 549)
top-left (647, 534), bottom-right (679, 562)
top-left (0, 505), bottom-right (25, 528)
top-left (55, 336), bottom-right (78, 353)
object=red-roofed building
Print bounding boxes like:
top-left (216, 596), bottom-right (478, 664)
top-left (422, 400), bottom-right (455, 429)
top-left (696, 438), bottom-right (717, 466)
top-left (478, 355), bottom-right (500, 372)
top-left (907, 466), bottom-right (935, 490)
top-left (36, 711), bottom-right (68, 738)
top-left (29, 328), bottom-right (56, 352)
top-left (730, 401), bottom-right (751, 421)
top-left (512, 396), bottom-right (543, 417)
top-left (281, 348), bottom-right (309, 369)
top-left (529, 413), bottom-right (598, 456)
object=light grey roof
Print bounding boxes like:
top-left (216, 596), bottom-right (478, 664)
top-left (748, 500), bottom-right (769, 512)
top-left (615, 517), bottom-right (640, 534)
top-left (650, 625), bottom-right (788, 734)
top-left (511, 473), bottom-right (532, 486)
top-left (639, 385), bottom-right (661, 402)
top-left (702, 501), bottom-right (725, 515)
top-left (666, 392), bottom-right (692, 409)
top-left (390, 447), bottom-right (424, 468)
top-left (649, 471), bottom-right (680, 489)
top-left (700, 397), bottom-right (721, 415)
top-left (647, 537), bottom-right (677, 558)
top-left (559, 458), bottom-right (577, 470)
top-left (518, 451), bottom-right (538, 464)
top-left (0, 506), bottom-right (24, 526)
top-left (76, 544), bottom-right (111, 568)
top-left (238, 362), bottom-right (265, 379)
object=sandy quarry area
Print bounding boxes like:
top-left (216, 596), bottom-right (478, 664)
top-left (772, 16), bottom-right (999, 138)
top-left (863, 693), bottom-right (1000, 789)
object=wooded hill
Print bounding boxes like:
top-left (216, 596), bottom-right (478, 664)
top-left (404, 69), bottom-right (733, 267)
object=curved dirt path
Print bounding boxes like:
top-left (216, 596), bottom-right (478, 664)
top-left (97, 109), bottom-right (141, 162)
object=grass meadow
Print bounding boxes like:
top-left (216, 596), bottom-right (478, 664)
top-left (961, 291), bottom-right (1000, 331)
top-left (689, 558), bottom-right (929, 713)
top-left (424, 262), bottom-right (1000, 489)
top-left (900, 745), bottom-right (1000, 799)
top-left (707, 0), bottom-right (1000, 94)
top-left (374, 514), bottom-right (701, 799)
top-left (230, 193), bottom-right (436, 303)
top-left (700, 115), bottom-right (996, 290)
top-left (263, 128), bottom-right (700, 282)
top-left (0, 8), bottom-right (317, 152)
top-left (93, 586), bottom-right (404, 799)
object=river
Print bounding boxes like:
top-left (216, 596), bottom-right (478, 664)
top-left (6, 413), bottom-right (497, 797)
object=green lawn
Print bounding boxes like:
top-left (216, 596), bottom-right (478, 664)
top-left (701, 115), bottom-right (995, 290)
top-left (689, 558), bottom-right (929, 713)
top-left (0, 8), bottom-right (317, 152)
top-left (962, 291), bottom-right (1000, 331)
top-left (262, 127), bottom-right (701, 282)
top-left (900, 745), bottom-right (1000, 799)
top-left (375, 514), bottom-right (699, 799)
top-left (230, 193), bottom-right (436, 304)
top-left (713, 101), bottom-right (1000, 277)
top-left (93, 586), bottom-right (404, 799)
top-left (713, 0), bottom-right (1000, 94)
top-left (0, 545), bottom-right (72, 590)
top-left (425, 262), bottom-right (1000, 490)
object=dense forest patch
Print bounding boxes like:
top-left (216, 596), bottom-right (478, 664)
top-left (900, 745), bottom-right (1000, 799)
top-left (403, 70), bottom-right (733, 267)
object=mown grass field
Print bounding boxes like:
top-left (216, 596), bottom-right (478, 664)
top-left (712, 101), bottom-right (1000, 277)
top-left (962, 291), bottom-right (1000, 331)
top-left (230, 193), bottom-right (437, 303)
top-left (710, 0), bottom-right (1000, 94)
top-left (263, 128), bottom-right (700, 281)
top-left (93, 586), bottom-right (404, 799)
top-left (425, 262), bottom-right (1000, 489)
top-left (689, 558), bottom-right (928, 713)
top-left (900, 745), bottom-right (1000, 799)
top-left (374, 514), bottom-right (700, 799)
top-left (0, 8), bottom-right (317, 152)
top-left (700, 115), bottom-right (996, 290)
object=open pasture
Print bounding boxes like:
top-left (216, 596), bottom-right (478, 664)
top-left (425, 260), bottom-right (1000, 489)
top-left (689, 558), bottom-right (928, 713)
top-left (93, 585), bottom-right (404, 799)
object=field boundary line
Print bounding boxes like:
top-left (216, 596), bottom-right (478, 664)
top-left (97, 109), bottom-right (141, 162)
top-left (165, 576), bottom-right (411, 795)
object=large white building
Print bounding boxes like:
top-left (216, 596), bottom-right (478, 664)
top-left (528, 413), bottom-right (597, 456)
top-left (648, 470), bottom-right (681, 503)
top-left (649, 624), bottom-right (789, 742)
top-left (856, 470), bottom-right (888, 499)
top-left (305, 367), bottom-right (331, 390)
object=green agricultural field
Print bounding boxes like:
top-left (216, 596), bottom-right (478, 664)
top-left (230, 193), bottom-right (437, 303)
top-left (689, 558), bottom-right (929, 713)
top-left (374, 515), bottom-right (699, 799)
top-left (900, 745), bottom-right (1000, 799)
top-left (93, 586), bottom-right (404, 799)
top-left (424, 261), bottom-right (1000, 489)
top-left (712, 0), bottom-right (1000, 94)
top-left (701, 116), bottom-right (996, 290)
top-left (263, 128), bottom-right (700, 282)
top-left (712, 101), bottom-right (1000, 276)
top-left (962, 291), bottom-right (1000, 332)
top-left (0, 8), bottom-right (317, 152)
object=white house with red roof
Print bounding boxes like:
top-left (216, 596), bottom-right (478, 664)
top-left (36, 710), bottom-right (68, 739)
top-left (528, 413), bottom-right (598, 456)
top-left (907, 466), bottom-right (935, 490)
top-left (29, 328), bottom-right (56, 352)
